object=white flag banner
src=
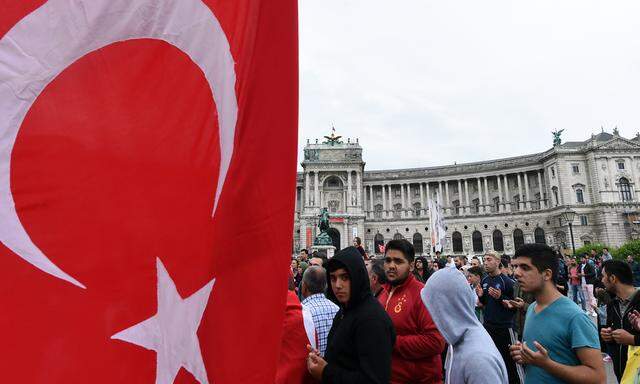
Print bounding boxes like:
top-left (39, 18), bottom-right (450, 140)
top-left (428, 199), bottom-right (447, 253)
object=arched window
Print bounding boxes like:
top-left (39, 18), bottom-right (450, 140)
top-left (326, 228), bottom-right (341, 250)
top-left (513, 229), bottom-right (525, 251)
top-left (552, 187), bottom-right (559, 206)
top-left (620, 178), bottom-right (633, 202)
top-left (535, 227), bottom-right (546, 244)
top-left (374, 233), bottom-right (385, 254)
top-left (374, 204), bottom-right (383, 219)
top-left (452, 231), bottom-right (463, 253)
top-left (413, 202), bottom-right (422, 217)
top-left (493, 230), bottom-right (504, 252)
top-left (324, 176), bottom-right (343, 189)
top-left (394, 233), bottom-right (404, 240)
top-left (413, 233), bottom-right (424, 254)
top-left (472, 231), bottom-right (483, 253)
top-left (576, 189), bottom-right (584, 204)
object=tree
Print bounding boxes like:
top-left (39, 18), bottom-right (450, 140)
top-left (614, 240), bottom-right (640, 260)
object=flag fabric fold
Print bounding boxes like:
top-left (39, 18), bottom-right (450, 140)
top-left (428, 199), bottom-right (447, 253)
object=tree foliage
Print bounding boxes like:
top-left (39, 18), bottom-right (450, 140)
top-left (573, 243), bottom-right (611, 257)
top-left (614, 240), bottom-right (640, 260)
top-left (567, 240), bottom-right (640, 260)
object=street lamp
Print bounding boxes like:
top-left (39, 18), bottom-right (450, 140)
top-left (561, 208), bottom-right (577, 255)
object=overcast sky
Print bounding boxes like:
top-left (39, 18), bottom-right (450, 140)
top-left (298, 0), bottom-right (640, 170)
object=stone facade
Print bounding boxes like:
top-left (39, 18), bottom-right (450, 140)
top-left (293, 131), bottom-right (640, 256)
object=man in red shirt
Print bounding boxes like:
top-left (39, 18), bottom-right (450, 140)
top-left (276, 270), bottom-right (316, 384)
top-left (378, 239), bottom-right (446, 384)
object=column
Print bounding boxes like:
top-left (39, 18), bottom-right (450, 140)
top-left (517, 173), bottom-right (523, 210)
top-left (401, 184), bottom-right (406, 217)
top-left (407, 184), bottom-right (413, 218)
top-left (629, 156), bottom-right (638, 201)
top-left (295, 187), bottom-right (299, 211)
top-left (537, 171), bottom-right (545, 209)
top-left (445, 181), bottom-right (451, 208)
top-left (387, 185), bottom-right (393, 218)
top-left (426, 183), bottom-right (431, 204)
top-left (497, 175), bottom-right (503, 212)
top-left (483, 177), bottom-right (490, 211)
top-left (477, 178), bottom-right (483, 213)
top-left (314, 172), bottom-right (319, 207)
top-left (504, 175), bottom-right (511, 212)
top-left (344, 221), bottom-right (349, 246)
top-left (457, 179), bottom-right (463, 215)
top-left (546, 167), bottom-right (554, 206)
top-left (524, 172), bottom-right (531, 210)
top-left (356, 172), bottom-right (362, 206)
top-left (369, 185), bottom-right (374, 212)
top-left (420, 183), bottom-right (425, 214)
top-left (382, 185), bottom-right (388, 212)
top-left (347, 171), bottom-right (353, 207)
top-left (464, 179), bottom-right (470, 213)
top-left (305, 173), bottom-right (310, 206)
top-left (438, 182), bottom-right (443, 205)
top-left (299, 221), bottom-right (307, 249)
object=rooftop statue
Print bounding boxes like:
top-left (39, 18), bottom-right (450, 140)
top-left (323, 126), bottom-right (343, 146)
top-left (552, 129), bottom-right (565, 147)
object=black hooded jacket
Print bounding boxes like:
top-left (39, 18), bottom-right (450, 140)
top-left (605, 289), bottom-right (640, 380)
top-left (323, 247), bottom-right (396, 384)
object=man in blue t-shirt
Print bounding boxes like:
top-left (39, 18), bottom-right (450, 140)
top-left (510, 244), bottom-right (604, 384)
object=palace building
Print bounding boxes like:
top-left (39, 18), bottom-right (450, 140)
top-left (293, 129), bottom-right (640, 256)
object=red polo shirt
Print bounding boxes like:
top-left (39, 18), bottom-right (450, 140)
top-left (378, 274), bottom-right (445, 384)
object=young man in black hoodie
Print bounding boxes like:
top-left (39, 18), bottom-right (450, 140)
top-left (600, 260), bottom-right (640, 381)
top-left (307, 246), bottom-right (395, 383)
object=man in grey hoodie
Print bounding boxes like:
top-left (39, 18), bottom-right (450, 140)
top-left (421, 266), bottom-right (508, 384)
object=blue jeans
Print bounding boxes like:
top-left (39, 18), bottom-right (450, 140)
top-left (570, 284), bottom-right (586, 311)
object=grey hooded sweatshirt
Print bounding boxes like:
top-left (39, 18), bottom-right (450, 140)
top-left (421, 267), bottom-right (508, 384)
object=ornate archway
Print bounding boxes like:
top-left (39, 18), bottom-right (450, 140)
top-left (326, 227), bottom-right (341, 250)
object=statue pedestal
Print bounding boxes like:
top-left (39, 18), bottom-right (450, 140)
top-left (311, 245), bottom-right (336, 259)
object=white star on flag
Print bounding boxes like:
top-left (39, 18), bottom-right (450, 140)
top-left (111, 258), bottom-right (215, 384)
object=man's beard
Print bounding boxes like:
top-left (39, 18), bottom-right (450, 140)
top-left (390, 272), bottom-right (410, 287)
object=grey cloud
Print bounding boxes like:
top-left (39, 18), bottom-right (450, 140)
top-left (299, 0), bottom-right (640, 170)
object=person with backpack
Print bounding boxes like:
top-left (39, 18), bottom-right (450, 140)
top-left (478, 251), bottom-right (520, 384)
top-left (555, 252), bottom-right (568, 295)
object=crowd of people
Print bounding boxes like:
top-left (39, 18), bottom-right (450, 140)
top-left (277, 238), bottom-right (640, 383)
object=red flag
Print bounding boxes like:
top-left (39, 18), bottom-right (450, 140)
top-left (275, 291), bottom-right (316, 384)
top-left (0, 1), bottom-right (298, 383)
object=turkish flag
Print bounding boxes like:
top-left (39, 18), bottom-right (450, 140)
top-left (0, 1), bottom-right (298, 383)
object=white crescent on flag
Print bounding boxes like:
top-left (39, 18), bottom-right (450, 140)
top-left (0, 0), bottom-right (238, 289)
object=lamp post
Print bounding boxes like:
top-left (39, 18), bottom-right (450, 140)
top-left (561, 208), bottom-right (577, 255)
